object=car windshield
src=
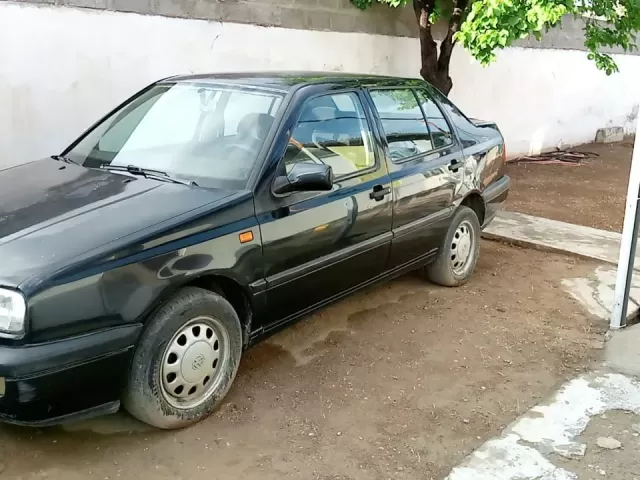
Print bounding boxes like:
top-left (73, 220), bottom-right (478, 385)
top-left (64, 82), bottom-right (285, 189)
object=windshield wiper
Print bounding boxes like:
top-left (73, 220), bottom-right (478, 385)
top-left (100, 164), bottom-right (197, 187)
top-left (51, 155), bottom-right (79, 165)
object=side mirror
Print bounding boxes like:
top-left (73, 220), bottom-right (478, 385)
top-left (273, 163), bottom-right (334, 195)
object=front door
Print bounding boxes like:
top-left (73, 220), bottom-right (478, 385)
top-left (256, 90), bottom-right (393, 328)
top-left (367, 87), bottom-right (461, 269)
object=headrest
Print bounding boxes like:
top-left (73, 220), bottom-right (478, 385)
top-left (237, 113), bottom-right (274, 139)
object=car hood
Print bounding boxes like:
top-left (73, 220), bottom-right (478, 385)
top-left (0, 159), bottom-right (234, 290)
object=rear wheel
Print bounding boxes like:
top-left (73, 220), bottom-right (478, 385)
top-left (123, 287), bottom-right (242, 429)
top-left (425, 206), bottom-right (481, 287)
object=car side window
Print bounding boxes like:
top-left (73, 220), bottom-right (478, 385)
top-left (283, 92), bottom-right (376, 178)
top-left (369, 89), bottom-right (433, 162)
top-left (415, 89), bottom-right (454, 149)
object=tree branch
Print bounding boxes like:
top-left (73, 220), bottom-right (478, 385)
top-left (413, 0), bottom-right (436, 29)
top-left (438, 0), bottom-right (469, 72)
top-left (413, 0), bottom-right (438, 82)
top-left (413, 0), bottom-right (456, 95)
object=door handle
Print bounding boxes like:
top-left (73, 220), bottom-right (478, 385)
top-left (370, 185), bottom-right (391, 201)
top-left (448, 159), bottom-right (460, 172)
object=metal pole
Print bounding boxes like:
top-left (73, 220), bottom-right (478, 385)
top-left (611, 124), bottom-right (640, 329)
top-left (617, 186), bottom-right (640, 326)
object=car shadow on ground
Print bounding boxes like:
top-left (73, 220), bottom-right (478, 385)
top-left (0, 241), bottom-right (606, 480)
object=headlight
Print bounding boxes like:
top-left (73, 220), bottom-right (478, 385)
top-left (0, 289), bottom-right (26, 336)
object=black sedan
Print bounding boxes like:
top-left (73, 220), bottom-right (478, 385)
top-left (0, 72), bottom-right (509, 428)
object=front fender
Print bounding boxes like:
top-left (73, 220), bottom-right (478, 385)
top-left (25, 221), bottom-right (263, 343)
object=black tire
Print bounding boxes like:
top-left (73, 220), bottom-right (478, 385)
top-left (425, 206), bottom-right (481, 287)
top-left (123, 287), bottom-right (242, 429)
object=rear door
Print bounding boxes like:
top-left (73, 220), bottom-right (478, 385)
top-left (366, 87), bottom-right (462, 269)
top-left (255, 88), bottom-right (393, 328)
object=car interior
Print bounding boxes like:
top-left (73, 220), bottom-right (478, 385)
top-left (284, 94), bottom-right (375, 177)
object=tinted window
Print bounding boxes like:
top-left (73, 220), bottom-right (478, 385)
top-left (284, 92), bottom-right (376, 178)
top-left (429, 87), bottom-right (471, 123)
top-left (415, 89), bottom-right (454, 149)
top-left (66, 83), bottom-right (284, 189)
top-left (369, 89), bottom-right (433, 161)
top-left (428, 88), bottom-right (489, 147)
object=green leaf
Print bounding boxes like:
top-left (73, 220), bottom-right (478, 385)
top-left (349, 0), bottom-right (637, 77)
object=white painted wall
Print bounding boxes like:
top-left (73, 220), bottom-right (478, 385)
top-left (1, 2), bottom-right (639, 169)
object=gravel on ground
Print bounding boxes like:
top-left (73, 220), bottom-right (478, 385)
top-left (0, 242), bottom-right (605, 480)
top-left (554, 409), bottom-right (640, 479)
top-left (506, 140), bottom-right (633, 232)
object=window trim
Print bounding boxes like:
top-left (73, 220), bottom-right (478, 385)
top-left (367, 86), bottom-right (457, 165)
top-left (272, 88), bottom-right (381, 195)
top-left (426, 84), bottom-right (473, 124)
top-left (414, 87), bottom-right (456, 151)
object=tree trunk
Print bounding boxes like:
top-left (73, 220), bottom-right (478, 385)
top-left (413, 0), bottom-right (467, 96)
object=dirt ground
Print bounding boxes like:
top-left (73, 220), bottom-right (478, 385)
top-left (0, 242), bottom-right (605, 480)
top-left (554, 409), bottom-right (640, 479)
top-left (506, 140), bottom-right (633, 232)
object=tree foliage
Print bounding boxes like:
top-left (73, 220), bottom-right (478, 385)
top-left (351, 0), bottom-right (640, 92)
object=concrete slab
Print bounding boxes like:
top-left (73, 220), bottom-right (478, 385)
top-left (485, 211), bottom-right (640, 323)
top-left (444, 324), bottom-right (640, 479)
top-left (604, 322), bottom-right (640, 377)
top-left (595, 126), bottom-right (624, 143)
top-left (562, 265), bottom-right (640, 323)
top-left (483, 210), bottom-right (636, 268)
top-left (445, 372), bottom-right (640, 480)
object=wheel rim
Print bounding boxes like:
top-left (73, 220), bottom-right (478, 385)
top-left (450, 220), bottom-right (475, 276)
top-left (160, 316), bottom-right (230, 409)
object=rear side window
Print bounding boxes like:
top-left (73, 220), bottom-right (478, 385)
top-left (428, 87), bottom-right (471, 123)
top-left (427, 88), bottom-right (486, 147)
top-left (369, 89), bottom-right (433, 162)
top-left (415, 89), bottom-right (454, 149)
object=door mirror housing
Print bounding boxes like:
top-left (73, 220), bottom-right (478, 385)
top-left (273, 163), bottom-right (334, 195)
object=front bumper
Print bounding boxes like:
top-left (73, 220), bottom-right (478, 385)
top-left (481, 175), bottom-right (510, 228)
top-left (0, 324), bottom-right (141, 426)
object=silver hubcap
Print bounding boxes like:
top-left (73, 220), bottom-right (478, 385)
top-left (450, 220), bottom-right (475, 275)
top-left (160, 316), bottom-right (229, 409)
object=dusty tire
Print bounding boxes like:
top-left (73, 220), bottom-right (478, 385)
top-left (123, 287), bottom-right (242, 429)
top-left (425, 206), bottom-right (481, 287)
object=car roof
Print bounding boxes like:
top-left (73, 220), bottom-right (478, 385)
top-left (163, 71), bottom-right (423, 92)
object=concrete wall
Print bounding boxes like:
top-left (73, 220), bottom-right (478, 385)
top-left (2, 0), bottom-right (420, 37)
top-left (1, 1), bottom-right (639, 169)
top-left (5, 0), bottom-right (639, 54)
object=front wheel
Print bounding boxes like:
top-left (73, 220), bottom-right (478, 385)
top-left (425, 206), bottom-right (481, 287)
top-left (123, 287), bottom-right (242, 429)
